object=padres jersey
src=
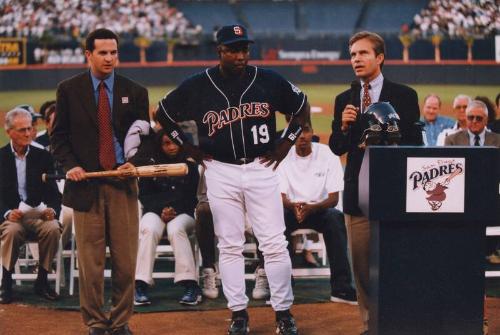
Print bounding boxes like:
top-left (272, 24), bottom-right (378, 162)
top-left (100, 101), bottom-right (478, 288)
top-left (157, 65), bottom-right (306, 162)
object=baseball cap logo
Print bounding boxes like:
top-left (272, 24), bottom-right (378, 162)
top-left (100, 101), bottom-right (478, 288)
top-left (233, 26), bottom-right (243, 36)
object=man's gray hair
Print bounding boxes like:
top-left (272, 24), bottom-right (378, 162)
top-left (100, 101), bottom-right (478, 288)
top-left (452, 94), bottom-right (472, 108)
top-left (465, 100), bottom-right (488, 116)
top-left (4, 108), bottom-right (32, 131)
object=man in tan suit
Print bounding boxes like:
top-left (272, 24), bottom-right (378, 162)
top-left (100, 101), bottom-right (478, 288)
top-left (51, 29), bottom-right (149, 335)
top-left (445, 100), bottom-right (500, 147)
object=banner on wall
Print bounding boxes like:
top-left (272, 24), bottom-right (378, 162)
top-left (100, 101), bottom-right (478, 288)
top-left (0, 38), bottom-right (26, 66)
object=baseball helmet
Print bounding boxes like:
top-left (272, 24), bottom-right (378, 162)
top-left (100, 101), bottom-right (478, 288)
top-left (359, 102), bottom-right (401, 146)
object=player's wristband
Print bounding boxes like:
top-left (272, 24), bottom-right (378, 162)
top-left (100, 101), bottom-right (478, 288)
top-left (282, 123), bottom-right (303, 144)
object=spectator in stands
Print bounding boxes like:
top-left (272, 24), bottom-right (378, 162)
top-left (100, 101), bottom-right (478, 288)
top-left (195, 168), bottom-right (221, 300)
top-left (134, 130), bottom-right (202, 306)
top-left (329, 31), bottom-right (420, 335)
top-left (491, 93), bottom-right (500, 134)
top-left (421, 94), bottom-right (455, 146)
top-left (279, 121), bottom-right (357, 305)
top-left (0, 107), bottom-right (61, 304)
top-left (436, 94), bottom-right (471, 146)
top-left (444, 100), bottom-right (500, 147)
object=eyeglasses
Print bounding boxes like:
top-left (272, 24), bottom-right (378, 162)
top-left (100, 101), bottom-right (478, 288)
top-left (12, 126), bottom-right (33, 133)
top-left (466, 115), bottom-right (484, 122)
top-left (454, 105), bottom-right (467, 110)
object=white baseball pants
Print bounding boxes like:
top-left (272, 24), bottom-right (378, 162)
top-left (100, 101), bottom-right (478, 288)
top-left (205, 159), bottom-right (294, 312)
top-left (135, 212), bottom-right (197, 285)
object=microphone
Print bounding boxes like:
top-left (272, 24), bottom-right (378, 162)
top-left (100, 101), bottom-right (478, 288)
top-left (347, 80), bottom-right (361, 139)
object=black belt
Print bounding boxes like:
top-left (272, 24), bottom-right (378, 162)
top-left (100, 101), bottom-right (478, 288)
top-left (217, 157), bottom-right (256, 165)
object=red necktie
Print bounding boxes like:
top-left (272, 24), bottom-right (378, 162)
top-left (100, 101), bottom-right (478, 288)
top-left (362, 82), bottom-right (372, 112)
top-left (97, 81), bottom-right (116, 170)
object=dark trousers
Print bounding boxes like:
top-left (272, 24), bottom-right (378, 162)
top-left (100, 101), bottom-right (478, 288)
top-left (284, 207), bottom-right (352, 290)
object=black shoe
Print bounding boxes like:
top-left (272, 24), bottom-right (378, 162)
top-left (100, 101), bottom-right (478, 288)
top-left (228, 311), bottom-right (249, 335)
top-left (276, 312), bottom-right (299, 335)
top-left (0, 286), bottom-right (13, 304)
top-left (331, 287), bottom-right (358, 305)
top-left (110, 325), bottom-right (133, 335)
top-left (89, 327), bottom-right (108, 335)
top-left (34, 280), bottom-right (59, 301)
top-left (0, 268), bottom-right (13, 304)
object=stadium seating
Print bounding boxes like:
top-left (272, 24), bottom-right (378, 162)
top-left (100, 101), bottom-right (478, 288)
top-left (300, 0), bottom-right (363, 36)
top-left (239, 1), bottom-right (297, 36)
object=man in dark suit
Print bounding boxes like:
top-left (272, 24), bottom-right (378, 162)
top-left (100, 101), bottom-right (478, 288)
top-left (445, 100), bottom-right (500, 147)
top-left (51, 28), bottom-right (149, 335)
top-left (0, 108), bottom-right (61, 304)
top-left (329, 31), bottom-right (420, 335)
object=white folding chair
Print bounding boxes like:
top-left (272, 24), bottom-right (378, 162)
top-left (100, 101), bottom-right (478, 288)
top-left (291, 228), bottom-right (330, 278)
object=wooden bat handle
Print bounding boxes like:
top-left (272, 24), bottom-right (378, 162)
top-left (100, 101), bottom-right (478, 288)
top-left (42, 163), bottom-right (189, 182)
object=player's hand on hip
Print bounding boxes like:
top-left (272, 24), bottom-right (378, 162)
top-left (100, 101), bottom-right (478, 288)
top-left (183, 143), bottom-right (212, 168)
top-left (341, 104), bottom-right (359, 132)
top-left (66, 166), bottom-right (87, 181)
top-left (259, 139), bottom-right (293, 170)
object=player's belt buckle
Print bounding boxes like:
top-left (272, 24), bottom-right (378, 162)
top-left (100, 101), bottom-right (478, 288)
top-left (235, 158), bottom-right (254, 165)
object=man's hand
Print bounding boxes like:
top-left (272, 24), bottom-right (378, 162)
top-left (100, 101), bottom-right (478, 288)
top-left (341, 104), bottom-right (359, 132)
top-left (7, 209), bottom-right (23, 222)
top-left (41, 208), bottom-right (56, 221)
top-left (117, 162), bottom-right (136, 179)
top-left (183, 143), bottom-right (212, 167)
top-left (66, 166), bottom-right (87, 181)
top-left (259, 139), bottom-right (293, 170)
top-left (161, 207), bottom-right (177, 223)
top-left (297, 203), bottom-right (317, 223)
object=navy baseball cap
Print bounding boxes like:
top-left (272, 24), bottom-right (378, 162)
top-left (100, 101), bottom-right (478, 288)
top-left (216, 25), bottom-right (254, 45)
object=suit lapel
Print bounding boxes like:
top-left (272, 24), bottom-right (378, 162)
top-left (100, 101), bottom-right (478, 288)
top-left (79, 72), bottom-right (98, 127)
top-left (379, 79), bottom-right (391, 102)
top-left (113, 75), bottom-right (124, 122)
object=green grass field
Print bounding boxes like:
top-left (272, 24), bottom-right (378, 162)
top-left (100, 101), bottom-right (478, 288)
top-left (0, 84), bottom-right (498, 146)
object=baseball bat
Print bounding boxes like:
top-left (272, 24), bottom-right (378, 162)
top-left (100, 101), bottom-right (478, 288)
top-left (42, 163), bottom-right (189, 182)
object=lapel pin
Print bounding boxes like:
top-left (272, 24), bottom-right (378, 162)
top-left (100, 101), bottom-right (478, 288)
top-left (122, 97), bottom-right (129, 104)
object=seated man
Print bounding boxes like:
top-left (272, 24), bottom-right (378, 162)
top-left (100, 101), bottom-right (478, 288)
top-left (278, 121), bottom-right (357, 304)
top-left (421, 94), bottom-right (455, 146)
top-left (134, 129), bottom-right (202, 306)
top-left (0, 107), bottom-right (62, 304)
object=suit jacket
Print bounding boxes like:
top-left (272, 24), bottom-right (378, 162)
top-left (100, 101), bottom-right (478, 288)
top-left (329, 78), bottom-right (420, 215)
top-left (0, 144), bottom-right (61, 218)
top-left (444, 129), bottom-right (500, 147)
top-left (51, 71), bottom-right (149, 211)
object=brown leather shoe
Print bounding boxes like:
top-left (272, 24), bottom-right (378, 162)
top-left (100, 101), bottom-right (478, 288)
top-left (34, 281), bottom-right (59, 301)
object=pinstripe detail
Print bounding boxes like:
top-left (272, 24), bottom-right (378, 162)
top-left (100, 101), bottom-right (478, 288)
top-left (205, 68), bottom-right (237, 160)
top-left (238, 66), bottom-right (258, 159)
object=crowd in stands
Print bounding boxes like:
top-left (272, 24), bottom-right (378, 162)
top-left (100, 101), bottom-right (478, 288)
top-left (33, 47), bottom-right (85, 64)
top-left (411, 0), bottom-right (499, 38)
top-left (0, 0), bottom-right (201, 43)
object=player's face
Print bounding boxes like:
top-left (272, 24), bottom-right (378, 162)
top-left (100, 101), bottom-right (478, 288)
top-left (161, 135), bottom-right (180, 157)
top-left (218, 42), bottom-right (250, 76)
top-left (295, 124), bottom-right (313, 152)
top-left (86, 39), bottom-right (118, 79)
top-left (7, 115), bottom-right (33, 149)
top-left (466, 107), bottom-right (487, 135)
top-left (453, 98), bottom-right (469, 123)
top-left (350, 38), bottom-right (383, 82)
top-left (422, 96), bottom-right (441, 122)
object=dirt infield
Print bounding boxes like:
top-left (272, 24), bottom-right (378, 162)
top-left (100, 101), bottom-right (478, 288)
top-left (1, 298), bottom-right (499, 335)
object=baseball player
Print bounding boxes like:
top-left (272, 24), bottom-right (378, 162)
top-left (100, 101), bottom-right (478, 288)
top-left (155, 25), bottom-right (308, 335)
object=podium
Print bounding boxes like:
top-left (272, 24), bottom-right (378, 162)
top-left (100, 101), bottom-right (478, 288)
top-left (359, 146), bottom-right (498, 335)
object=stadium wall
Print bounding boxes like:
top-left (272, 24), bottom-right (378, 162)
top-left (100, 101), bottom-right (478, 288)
top-left (1, 61), bottom-right (498, 91)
